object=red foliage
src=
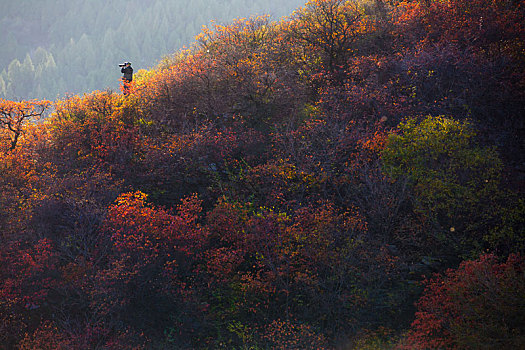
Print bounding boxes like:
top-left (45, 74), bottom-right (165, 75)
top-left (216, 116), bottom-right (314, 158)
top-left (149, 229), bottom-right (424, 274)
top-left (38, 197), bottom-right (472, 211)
top-left (393, 0), bottom-right (525, 54)
top-left (0, 238), bottom-right (61, 347)
top-left (18, 321), bottom-right (146, 350)
top-left (0, 238), bottom-right (59, 310)
top-left (91, 191), bottom-right (208, 344)
top-left (406, 253), bottom-right (525, 349)
top-left (101, 191), bottom-right (206, 286)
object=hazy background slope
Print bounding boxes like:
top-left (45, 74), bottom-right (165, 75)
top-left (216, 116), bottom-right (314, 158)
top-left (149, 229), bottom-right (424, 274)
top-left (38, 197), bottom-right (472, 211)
top-left (0, 0), bottom-right (305, 100)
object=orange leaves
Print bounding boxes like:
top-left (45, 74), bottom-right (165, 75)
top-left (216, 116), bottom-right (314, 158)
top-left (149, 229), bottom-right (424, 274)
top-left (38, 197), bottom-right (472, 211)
top-left (393, 1), bottom-right (423, 28)
top-left (0, 98), bottom-right (50, 121)
top-left (137, 14), bottom-right (306, 130)
top-left (105, 191), bottom-right (174, 253)
top-left (50, 91), bottom-right (141, 174)
top-left (0, 98), bottom-right (50, 152)
top-left (392, 0), bottom-right (525, 55)
top-left (262, 318), bottom-right (328, 349)
top-left (198, 16), bottom-right (273, 52)
top-left (204, 247), bottom-right (245, 281)
top-left (17, 321), bottom-right (71, 350)
top-left (288, 0), bottom-right (374, 73)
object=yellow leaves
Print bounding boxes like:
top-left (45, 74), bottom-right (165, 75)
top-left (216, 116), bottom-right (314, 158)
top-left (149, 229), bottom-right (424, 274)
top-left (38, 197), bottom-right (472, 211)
top-left (288, 0), bottom-right (377, 72)
top-left (0, 98), bottom-right (51, 152)
top-left (114, 191), bottom-right (148, 207)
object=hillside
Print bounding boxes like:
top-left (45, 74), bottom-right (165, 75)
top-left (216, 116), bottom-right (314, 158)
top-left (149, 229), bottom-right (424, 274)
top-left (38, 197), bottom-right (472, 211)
top-left (0, 0), bottom-right (305, 100)
top-left (1, 0), bottom-right (524, 348)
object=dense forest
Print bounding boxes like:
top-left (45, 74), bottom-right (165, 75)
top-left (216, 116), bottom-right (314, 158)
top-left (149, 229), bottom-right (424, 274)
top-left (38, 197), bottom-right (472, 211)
top-left (0, 0), bottom-right (305, 100)
top-left (1, 0), bottom-right (524, 348)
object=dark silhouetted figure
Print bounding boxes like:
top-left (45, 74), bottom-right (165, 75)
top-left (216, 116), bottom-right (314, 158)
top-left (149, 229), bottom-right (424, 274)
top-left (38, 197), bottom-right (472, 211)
top-left (120, 62), bottom-right (133, 95)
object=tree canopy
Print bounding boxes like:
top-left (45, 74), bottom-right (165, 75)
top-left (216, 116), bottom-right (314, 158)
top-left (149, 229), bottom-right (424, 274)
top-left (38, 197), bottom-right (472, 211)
top-left (1, 0), bottom-right (524, 348)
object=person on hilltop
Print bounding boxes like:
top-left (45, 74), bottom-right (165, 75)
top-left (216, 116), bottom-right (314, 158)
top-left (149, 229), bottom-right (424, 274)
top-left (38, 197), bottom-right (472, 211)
top-left (120, 61), bottom-right (133, 95)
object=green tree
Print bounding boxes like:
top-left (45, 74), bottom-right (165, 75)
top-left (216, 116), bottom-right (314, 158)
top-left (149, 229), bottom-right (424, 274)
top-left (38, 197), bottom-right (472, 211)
top-left (35, 50), bottom-right (59, 99)
top-left (382, 116), bottom-right (503, 256)
top-left (6, 57), bottom-right (35, 99)
top-left (0, 75), bottom-right (6, 98)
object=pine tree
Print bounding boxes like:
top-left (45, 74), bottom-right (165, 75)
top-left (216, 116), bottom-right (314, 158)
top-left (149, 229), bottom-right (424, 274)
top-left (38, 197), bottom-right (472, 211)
top-left (0, 75), bottom-right (6, 98)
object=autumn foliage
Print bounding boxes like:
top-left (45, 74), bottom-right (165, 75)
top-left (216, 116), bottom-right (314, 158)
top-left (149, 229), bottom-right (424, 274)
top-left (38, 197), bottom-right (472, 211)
top-left (406, 253), bottom-right (525, 349)
top-left (0, 98), bottom-right (50, 151)
top-left (1, 0), bottom-right (524, 348)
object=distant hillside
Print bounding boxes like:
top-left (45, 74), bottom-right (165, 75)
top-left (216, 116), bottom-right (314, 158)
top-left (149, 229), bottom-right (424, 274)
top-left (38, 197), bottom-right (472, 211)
top-left (0, 0), bottom-right (305, 100)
